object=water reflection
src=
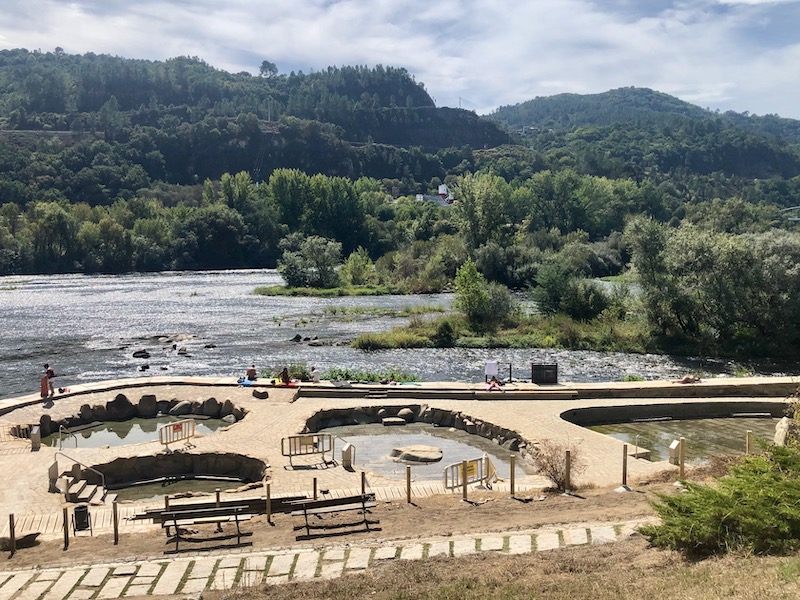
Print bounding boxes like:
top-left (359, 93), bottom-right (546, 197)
top-left (43, 416), bottom-right (226, 448)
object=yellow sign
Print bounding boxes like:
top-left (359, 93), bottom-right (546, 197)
top-left (465, 460), bottom-right (479, 479)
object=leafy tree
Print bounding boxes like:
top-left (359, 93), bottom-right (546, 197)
top-left (259, 60), bottom-right (278, 78)
top-left (340, 246), bottom-right (377, 286)
top-left (277, 234), bottom-right (342, 288)
top-left (454, 258), bottom-right (513, 333)
top-left (532, 261), bottom-right (610, 321)
top-left (452, 172), bottom-right (513, 250)
top-left (455, 259), bottom-right (490, 331)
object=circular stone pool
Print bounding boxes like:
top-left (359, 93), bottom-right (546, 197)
top-left (324, 423), bottom-right (532, 482)
top-left (43, 415), bottom-right (228, 448)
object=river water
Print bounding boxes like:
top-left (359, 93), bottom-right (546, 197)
top-left (0, 270), bottom-right (791, 400)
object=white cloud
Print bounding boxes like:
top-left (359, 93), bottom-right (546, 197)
top-left (0, 0), bottom-right (799, 117)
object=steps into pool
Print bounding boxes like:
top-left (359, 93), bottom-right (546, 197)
top-left (67, 478), bottom-right (112, 505)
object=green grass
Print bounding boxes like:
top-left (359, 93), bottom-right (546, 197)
top-left (351, 312), bottom-right (654, 353)
top-left (351, 331), bottom-right (431, 350)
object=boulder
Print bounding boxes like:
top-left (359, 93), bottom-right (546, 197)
top-left (252, 389), bottom-right (269, 400)
top-left (78, 404), bottom-right (95, 422)
top-left (231, 407), bottom-right (245, 421)
top-left (775, 417), bottom-right (793, 446)
top-left (390, 444), bottom-right (443, 463)
top-left (92, 404), bottom-right (108, 421)
top-left (138, 394), bottom-right (158, 418)
top-left (106, 394), bottom-right (137, 421)
top-left (220, 399), bottom-right (235, 417)
top-left (39, 414), bottom-right (53, 437)
top-left (201, 397), bottom-right (222, 417)
top-left (132, 350), bottom-right (150, 359)
top-left (169, 400), bottom-right (193, 416)
top-left (397, 407), bottom-right (415, 423)
top-left (222, 414), bottom-right (236, 424)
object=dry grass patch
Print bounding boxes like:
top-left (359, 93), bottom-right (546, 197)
top-left (214, 537), bottom-right (800, 600)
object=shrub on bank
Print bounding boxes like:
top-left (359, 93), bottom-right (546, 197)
top-left (323, 367), bottom-right (420, 382)
top-left (642, 444), bottom-right (800, 557)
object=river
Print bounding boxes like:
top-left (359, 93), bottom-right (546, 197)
top-left (0, 270), bottom-right (791, 400)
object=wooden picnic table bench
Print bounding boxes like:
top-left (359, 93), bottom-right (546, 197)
top-left (288, 493), bottom-right (377, 539)
top-left (160, 505), bottom-right (251, 552)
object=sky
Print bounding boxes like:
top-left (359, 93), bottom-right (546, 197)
top-left (1, 0), bottom-right (799, 118)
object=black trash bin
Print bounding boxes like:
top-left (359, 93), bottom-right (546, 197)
top-left (72, 504), bottom-right (92, 535)
top-left (531, 364), bottom-right (558, 384)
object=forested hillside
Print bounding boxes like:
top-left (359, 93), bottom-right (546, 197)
top-left (2, 51), bottom-right (800, 358)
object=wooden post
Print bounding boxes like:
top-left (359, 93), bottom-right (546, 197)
top-left (406, 465), bottom-right (412, 504)
top-left (461, 460), bottom-right (468, 501)
top-left (565, 450), bottom-right (571, 493)
top-left (746, 430), bottom-right (752, 454)
top-left (215, 488), bottom-right (221, 508)
top-left (509, 455), bottom-right (516, 497)
top-left (313, 477), bottom-right (318, 500)
top-left (8, 514), bottom-right (15, 557)
top-left (112, 501), bottom-right (119, 545)
top-left (63, 507), bottom-right (69, 550)
top-left (266, 483), bottom-right (272, 524)
top-left (361, 471), bottom-right (366, 495)
top-left (622, 444), bottom-right (628, 487)
top-left (679, 437), bottom-right (686, 479)
top-left (164, 496), bottom-right (170, 511)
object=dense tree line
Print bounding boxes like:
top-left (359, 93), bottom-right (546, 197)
top-left (3, 50), bottom-right (800, 358)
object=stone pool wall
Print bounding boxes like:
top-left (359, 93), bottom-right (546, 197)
top-left (561, 400), bottom-right (788, 427)
top-left (79, 452), bottom-right (267, 487)
top-left (36, 392), bottom-right (247, 437)
top-left (303, 405), bottom-right (537, 466)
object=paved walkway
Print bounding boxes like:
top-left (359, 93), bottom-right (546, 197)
top-left (0, 517), bottom-right (657, 598)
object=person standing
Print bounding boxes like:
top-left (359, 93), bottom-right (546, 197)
top-left (43, 363), bottom-right (56, 398)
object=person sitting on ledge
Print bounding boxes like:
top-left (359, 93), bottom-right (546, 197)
top-left (673, 375), bottom-right (702, 384)
top-left (246, 364), bottom-right (258, 381)
top-left (486, 375), bottom-right (504, 392)
top-left (279, 367), bottom-right (291, 385)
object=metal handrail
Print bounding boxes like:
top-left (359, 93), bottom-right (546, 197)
top-left (58, 425), bottom-right (78, 450)
top-left (55, 451), bottom-right (106, 499)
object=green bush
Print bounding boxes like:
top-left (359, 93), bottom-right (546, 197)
top-left (322, 367), bottom-right (420, 383)
top-left (641, 444), bottom-right (800, 557)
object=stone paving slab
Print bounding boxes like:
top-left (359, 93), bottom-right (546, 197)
top-left (0, 519), bottom-right (649, 598)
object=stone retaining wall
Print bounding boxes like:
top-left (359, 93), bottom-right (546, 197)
top-left (80, 452), bottom-right (267, 487)
top-left (36, 392), bottom-right (247, 438)
top-left (561, 400), bottom-right (788, 427)
top-left (303, 404), bottom-right (537, 466)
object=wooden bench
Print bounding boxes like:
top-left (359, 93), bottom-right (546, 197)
top-left (160, 505), bottom-right (251, 552)
top-left (288, 493), bottom-right (377, 539)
